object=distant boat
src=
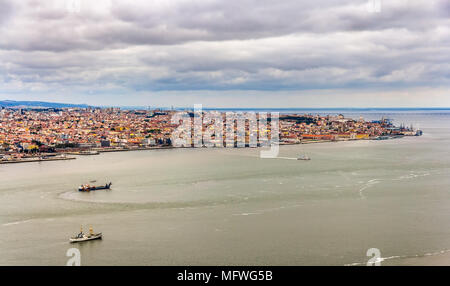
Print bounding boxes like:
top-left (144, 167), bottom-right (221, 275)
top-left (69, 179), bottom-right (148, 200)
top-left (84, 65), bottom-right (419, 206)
top-left (79, 150), bottom-right (100, 155)
top-left (297, 154), bottom-right (311, 160)
top-left (375, 136), bottom-right (390, 140)
top-left (78, 182), bottom-right (112, 192)
top-left (70, 226), bottom-right (102, 243)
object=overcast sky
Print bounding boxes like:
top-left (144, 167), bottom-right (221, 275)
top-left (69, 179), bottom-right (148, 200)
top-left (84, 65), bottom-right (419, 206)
top-left (0, 0), bottom-right (448, 107)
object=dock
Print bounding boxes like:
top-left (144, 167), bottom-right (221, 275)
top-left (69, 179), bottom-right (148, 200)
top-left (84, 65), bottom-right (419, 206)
top-left (0, 156), bottom-right (76, 164)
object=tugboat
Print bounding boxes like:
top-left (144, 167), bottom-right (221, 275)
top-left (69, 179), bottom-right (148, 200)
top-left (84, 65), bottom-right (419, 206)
top-left (70, 226), bottom-right (102, 243)
top-left (78, 182), bottom-right (112, 192)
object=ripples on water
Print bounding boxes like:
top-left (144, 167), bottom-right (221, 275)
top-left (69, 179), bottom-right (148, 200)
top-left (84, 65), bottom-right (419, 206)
top-left (1, 111), bottom-right (450, 265)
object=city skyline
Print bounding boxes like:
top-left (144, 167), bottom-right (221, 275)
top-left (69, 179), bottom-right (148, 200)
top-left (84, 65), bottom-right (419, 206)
top-left (4, 99), bottom-right (450, 110)
top-left (0, 0), bottom-right (449, 107)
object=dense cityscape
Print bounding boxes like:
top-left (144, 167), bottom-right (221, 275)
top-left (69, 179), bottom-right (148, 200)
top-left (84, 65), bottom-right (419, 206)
top-left (0, 107), bottom-right (421, 163)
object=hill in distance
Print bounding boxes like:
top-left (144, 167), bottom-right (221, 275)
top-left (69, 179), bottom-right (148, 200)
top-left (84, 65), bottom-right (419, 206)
top-left (0, 100), bottom-right (91, 109)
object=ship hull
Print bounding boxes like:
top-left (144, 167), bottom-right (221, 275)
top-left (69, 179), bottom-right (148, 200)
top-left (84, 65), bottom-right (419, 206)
top-left (70, 233), bottom-right (102, 243)
top-left (78, 183), bottom-right (112, 192)
top-left (78, 186), bottom-right (110, 192)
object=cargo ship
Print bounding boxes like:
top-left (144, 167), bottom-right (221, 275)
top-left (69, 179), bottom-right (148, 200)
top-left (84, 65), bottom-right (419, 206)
top-left (70, 226), bottom-right (102, 243)
top-left (78, 182), bottom-right (112, 192)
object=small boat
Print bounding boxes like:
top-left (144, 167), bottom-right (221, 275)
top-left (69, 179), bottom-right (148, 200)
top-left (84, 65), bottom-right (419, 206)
top-left (78, 150), bottom-right (100, 155)
top-left (375, 136), bottom-right (390, 140)
top-left (78, 182), bottom-right (112, 192)
top-left (297, 154), bottom-right (311, 160)
top-left (70, 226), bottom-right (102, 243)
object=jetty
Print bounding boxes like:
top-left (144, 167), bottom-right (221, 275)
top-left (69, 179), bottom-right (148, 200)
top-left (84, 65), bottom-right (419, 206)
top-left (0, 156), bottom-right (75, 164)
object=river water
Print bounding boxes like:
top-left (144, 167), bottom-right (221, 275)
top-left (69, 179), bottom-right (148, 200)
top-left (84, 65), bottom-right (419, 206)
top-left (1, 110), bottom-right (449, 265)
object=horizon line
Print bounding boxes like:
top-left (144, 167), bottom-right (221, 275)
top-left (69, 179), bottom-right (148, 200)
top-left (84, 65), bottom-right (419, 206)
top-left (2, 99), bottom-right (450, 110)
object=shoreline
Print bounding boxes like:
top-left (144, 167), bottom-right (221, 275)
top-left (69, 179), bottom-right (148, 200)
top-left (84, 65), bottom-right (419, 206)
top-left (0, 136), bottom-right (410, 165)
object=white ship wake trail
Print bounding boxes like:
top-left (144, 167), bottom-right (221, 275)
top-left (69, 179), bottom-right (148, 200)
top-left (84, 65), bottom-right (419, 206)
top-left (345, 249), bottom-right (450, 266)
top-left (2, 219), bottom-right (31, 227)
top-left (358, 179), bottom-right (380, 199)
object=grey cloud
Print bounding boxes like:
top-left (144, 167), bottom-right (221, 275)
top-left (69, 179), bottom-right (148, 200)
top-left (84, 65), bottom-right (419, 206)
top-left (1, 0), bottom-right (448, 51)
top-left (0, 0), bottom-right (15, 25)
top-left (0, 0), bottom-right (448, 102)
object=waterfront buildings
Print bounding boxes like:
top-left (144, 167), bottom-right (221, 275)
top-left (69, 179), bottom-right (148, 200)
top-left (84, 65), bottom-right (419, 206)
top-left (0, 108), bottom-right (419, 157)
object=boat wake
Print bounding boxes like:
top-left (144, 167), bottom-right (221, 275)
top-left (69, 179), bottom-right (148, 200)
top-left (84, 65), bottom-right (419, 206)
top-left (232, 212), bottom-right (261, 216)
top-left (2, 219), bottom-right (31, 227)
top-left (357, 171), bottom-right (433, 199)
top-left (345, 255), bottom-right (402, 266)
top-left (345, 249), bottom-right (450, 266)
top-left (394, 172), bottom-right (431, 180)
top-left (358, 179), bottom-right (380, 199)
top-left (232, 203), bottom-right (305, 217)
